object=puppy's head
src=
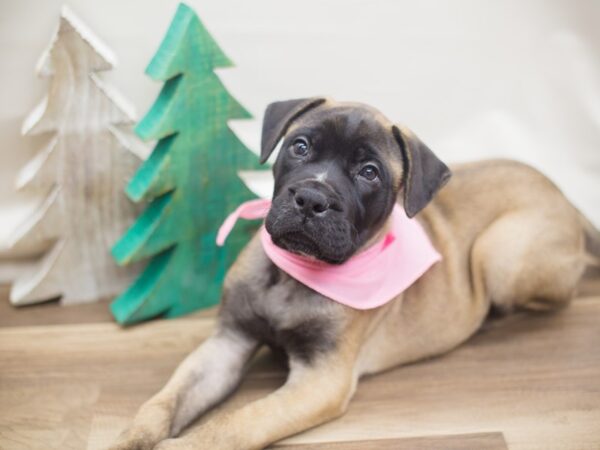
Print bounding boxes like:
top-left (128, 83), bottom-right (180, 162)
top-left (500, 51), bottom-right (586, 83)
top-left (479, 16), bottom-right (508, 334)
top-left (261, 98), bottom-right (451, 264)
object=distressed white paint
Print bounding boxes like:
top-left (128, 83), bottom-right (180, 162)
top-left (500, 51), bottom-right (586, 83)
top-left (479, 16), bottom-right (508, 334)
top-left (4, 6), bottom-right (143, 305)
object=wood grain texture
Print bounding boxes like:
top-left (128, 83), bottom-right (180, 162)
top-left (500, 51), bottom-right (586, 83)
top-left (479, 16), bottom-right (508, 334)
top-left (0, 285), bottom-right (599, 449)
top-left (0, 286), bottom-right (218, 328)
top-left (109, 3), bottom-right (261, 325)
top-left (272, 432), bottom-right (508, 449)
top-left (4, 6), bottom-right (142, 306)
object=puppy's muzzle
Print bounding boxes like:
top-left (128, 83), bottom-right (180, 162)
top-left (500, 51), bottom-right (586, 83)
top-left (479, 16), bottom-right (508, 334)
top-left (266, 179), bottom-right (353, 263)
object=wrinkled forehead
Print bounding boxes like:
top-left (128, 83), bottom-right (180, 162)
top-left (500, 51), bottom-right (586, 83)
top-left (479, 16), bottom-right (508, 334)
top-left (287, 102), bottom-right (398, 157)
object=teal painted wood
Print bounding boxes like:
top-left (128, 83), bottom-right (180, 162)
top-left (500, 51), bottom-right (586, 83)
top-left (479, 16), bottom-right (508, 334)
top-left (111, 3), bottom-right (261, 324)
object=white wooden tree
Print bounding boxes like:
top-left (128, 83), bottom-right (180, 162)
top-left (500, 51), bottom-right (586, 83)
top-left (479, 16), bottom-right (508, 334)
top-left (5, 6), bottom-right (143, 305)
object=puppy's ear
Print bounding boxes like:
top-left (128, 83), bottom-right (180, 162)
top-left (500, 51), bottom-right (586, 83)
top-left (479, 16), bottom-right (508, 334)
top-left (392, 125), bottom-right (451, 218)
top-left (260, 97), bottom-right (326, 164)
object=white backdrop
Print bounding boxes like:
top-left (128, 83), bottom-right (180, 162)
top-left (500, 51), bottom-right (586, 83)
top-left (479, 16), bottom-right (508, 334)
top-left (1, 0), bottom-right (599, 254)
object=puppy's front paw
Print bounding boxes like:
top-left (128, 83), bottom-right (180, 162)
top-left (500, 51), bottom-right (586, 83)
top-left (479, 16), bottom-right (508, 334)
top-left (108, 399), bottom-right (174, 450)
top-left (108, 426), bottom-right (169, 450)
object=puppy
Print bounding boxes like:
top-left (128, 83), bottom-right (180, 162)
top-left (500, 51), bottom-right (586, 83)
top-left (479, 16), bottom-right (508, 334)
top-left (111, 98), bottom-right (600, 450)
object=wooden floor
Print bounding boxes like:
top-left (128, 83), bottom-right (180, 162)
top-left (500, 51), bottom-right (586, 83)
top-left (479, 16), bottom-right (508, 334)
top-left (0, 277), bottom-right (599, 450)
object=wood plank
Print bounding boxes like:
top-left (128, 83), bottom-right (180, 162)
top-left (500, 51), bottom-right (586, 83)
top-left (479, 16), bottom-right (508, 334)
top-left (6, 6), bottom-right (143, 306)
top-left (272, 432), bottom-right (507, 449)
top-left (0, 285), bottom-right (218, 328)
top-left (0, 293), bottom-right (599, 449)
top-left (0, 286), bottom-right (114, 327)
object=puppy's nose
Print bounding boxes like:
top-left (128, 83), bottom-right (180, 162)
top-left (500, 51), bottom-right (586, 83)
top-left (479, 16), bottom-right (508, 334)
top-left (292, 187), bottom-right (329, 216)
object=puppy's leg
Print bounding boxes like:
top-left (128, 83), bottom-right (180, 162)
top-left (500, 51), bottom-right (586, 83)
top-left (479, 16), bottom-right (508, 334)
top-left (155, 352), bottom-right (358, 450)
top-left (474, 210), bottom-right (585, 313)
top-left (109, 327), bottom-right (259, 450)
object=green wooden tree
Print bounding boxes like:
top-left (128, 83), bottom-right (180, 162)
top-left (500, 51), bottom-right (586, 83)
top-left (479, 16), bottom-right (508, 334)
top-left (111, 3), bottom-right (260, 324)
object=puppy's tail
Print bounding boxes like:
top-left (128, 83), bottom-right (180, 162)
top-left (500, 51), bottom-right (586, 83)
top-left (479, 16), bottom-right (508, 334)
top-left (579, 211), bottom-right (600, 267)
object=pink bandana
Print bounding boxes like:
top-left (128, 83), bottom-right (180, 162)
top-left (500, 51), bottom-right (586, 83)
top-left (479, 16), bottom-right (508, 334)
top-left (217, 199), bottom-right (441, 310)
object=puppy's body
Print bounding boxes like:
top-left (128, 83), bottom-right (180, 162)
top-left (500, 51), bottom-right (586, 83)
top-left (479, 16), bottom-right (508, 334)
top-left (111, 101), bottom-right (597, 450)
top-left (224, 159), bottom-right (586, 375)
top-left (359, 159), bottom-right (587, 373)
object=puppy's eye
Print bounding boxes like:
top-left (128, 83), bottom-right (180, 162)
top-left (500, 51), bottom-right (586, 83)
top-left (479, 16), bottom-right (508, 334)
top-left (291, 138), bottom-right (309, 157)
top-left (358, 164), bottom-right (379, 181)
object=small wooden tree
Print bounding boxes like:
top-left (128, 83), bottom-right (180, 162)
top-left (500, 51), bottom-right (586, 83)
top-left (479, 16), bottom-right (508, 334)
top-left (7, 6), bottom-right (142, 305)
top-left (110, 3), bottom-right (260, 324)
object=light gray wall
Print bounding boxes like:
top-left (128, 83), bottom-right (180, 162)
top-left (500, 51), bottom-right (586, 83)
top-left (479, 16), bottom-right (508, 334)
top-left (1, 0), bottom-right (599, 236)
